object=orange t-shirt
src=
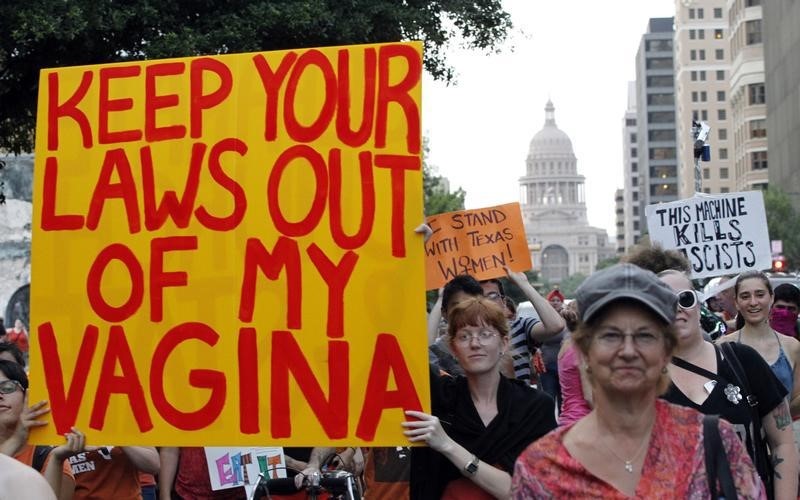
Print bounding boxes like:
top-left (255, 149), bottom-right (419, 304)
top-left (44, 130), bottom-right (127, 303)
top-left (68, 447), bottom-right (142, 500)
top-left (14, 444), bottom-right (75, 484)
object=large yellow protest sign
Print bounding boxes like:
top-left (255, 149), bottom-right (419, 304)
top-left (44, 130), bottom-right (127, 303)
top-left (29, 42), bottom-right (428, 446)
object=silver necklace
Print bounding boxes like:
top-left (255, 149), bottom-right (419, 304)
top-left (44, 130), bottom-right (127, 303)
top-left (599, 426), bottom-right (653, 473)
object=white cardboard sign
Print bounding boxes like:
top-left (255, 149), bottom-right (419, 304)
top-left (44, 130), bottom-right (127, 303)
top-left (645, 191), bottom-right (771, 279)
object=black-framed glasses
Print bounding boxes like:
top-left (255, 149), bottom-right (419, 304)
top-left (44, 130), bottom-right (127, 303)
top-left (677, 290), bottom-right (698, 310)
top-left (0, 380), bottom-right (24, 395)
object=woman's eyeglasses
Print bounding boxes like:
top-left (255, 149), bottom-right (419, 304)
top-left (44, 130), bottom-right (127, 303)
top-left (677, 290), bottom-right (698, 310)
top-left (0, 380), bottom-right (24, 395)
top-left (453, 330), bottom-right (499, 345)
top-left (595, 331), bottom-right (662, 348)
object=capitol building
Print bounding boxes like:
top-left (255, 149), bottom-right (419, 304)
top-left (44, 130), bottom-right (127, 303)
top-left (519, 101), bottom-right (615, 283)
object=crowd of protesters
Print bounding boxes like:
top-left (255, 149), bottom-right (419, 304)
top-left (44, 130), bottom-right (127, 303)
top-left (4, 238), bottom-right (800, 499)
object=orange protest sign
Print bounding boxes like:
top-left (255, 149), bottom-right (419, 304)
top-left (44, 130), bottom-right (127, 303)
top-left (29, 42), bottom-right (428, 446)
top-left (424, 203), bottom-right (532, 290)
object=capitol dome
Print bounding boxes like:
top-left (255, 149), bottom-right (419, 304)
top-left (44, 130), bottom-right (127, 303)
top-left (528, 100), bottom-right (574, 158)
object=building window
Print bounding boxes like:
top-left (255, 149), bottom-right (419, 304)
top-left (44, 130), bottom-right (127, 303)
top-left (714, 29), bottom-right (724, 39)
top-left (691, 91), bottom-right (698, 102)
top-left (700, 71), bottom-right (707, 81)
top-left (626, 118), bottom-right (636, 126)
top-left (746, 0), bottom-right (761, 5)
top-left (751, 151), bottom-right (768, 170)
top-left (714, 7), bottom-right (723, 18)
top-left (715, 48), bottom-right (724, 60)
top-left (631, 147), bottom-right (638, 158)
top-left (698, 29), bottom-right (705, 40)
top-left (716, 70), bottom-right (725, 80)
top-left (652, 183), bottom-right (677, 196)
top-left (689, 29), bottom-right (696, 40)
top-left (703, 188), bottom-right (711, 194)
top-left (703, 168), bottom-right (710, 179)
top-left (718, 109), bottom-right (727, 120)
top-left (718, 128), bottom-right (727, 140)
top-left (646, 39), bottom-right (672, 52)
top-left (699, 49), bottom-right (706, 60)
top-left (647, 75), bottom-right (673, 87)
top-left (691, 71), bottom-right (697, 81)
top-left (632, 176), bottom-right (638, 186)
top-left (647, 93), bottom-right (674, 105)
top-left (650, 147), bottom-right (676, 160)
top-left (649, 129), bottom-right (676, 141)
top-left (719, 148), bottom-right (728, 159)
top-left (649, 111), bottom-right (675, 123)
top-left (630, 133), bottom-right (637, 142)
top-left (689, 8), bottom-right (695, 19)
top-left (690, 49), bottom-right (696, 61)
top-left (692, 110), bottom-right (699, 120)
top-left (749, 119), bottom-right (767, 138)
top-left (700, 91), bottom-right (707, 102)
top-left (632, 162), bottom-right (638, 172)
top-left (646, 58), bottom-right (673, 70)
top-left (633, 206), bottom-right (639, 216)
top-left (746, 19), bottom-right (762, 45)
top-left (632, 191), bottom-right (639, 201)
top-left (748, 83), bottom-right (766, 104)
top-left (698, 8), bottom-right (704, 19)
top-left (701, 110), bottom-right (708, 120)
top-left (717, 90), bottom-right (726, 101)
top-left (721, 187), bottom-right (730, 193)
top-left (720, 168), bottom-right (729, 179)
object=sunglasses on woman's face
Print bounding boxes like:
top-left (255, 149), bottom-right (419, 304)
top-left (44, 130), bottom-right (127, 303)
top-left (677, 290), bottom-right (698, 310)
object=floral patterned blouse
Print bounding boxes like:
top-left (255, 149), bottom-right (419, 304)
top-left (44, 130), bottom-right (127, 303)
top-left (512, 400), bottom-right (765, 499)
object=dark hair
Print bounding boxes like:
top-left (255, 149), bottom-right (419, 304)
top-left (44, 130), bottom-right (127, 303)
top-left (0, 359), bottom-right (28, 391)
top-left (503, 296), bottom-right (517, 315)
top-left (734, 270), bottom-right (773, 296)
top-left (774, 283), bottom-right (800, 307)
top-left (442, 274), bottom-right (483, 315)
top-left (479, 278), bottom-right (505, 297)
top-left (447, 296), bottom-right (509, 339)
top-left (0, 342), bottom-right (25, 366)
top-left (623, 244), bottom-right (691, 274)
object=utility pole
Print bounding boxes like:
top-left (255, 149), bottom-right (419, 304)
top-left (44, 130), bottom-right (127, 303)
top-left (691, 120), bottom-right (711, 194)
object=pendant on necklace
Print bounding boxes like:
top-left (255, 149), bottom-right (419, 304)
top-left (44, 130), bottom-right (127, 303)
top-left (624, 461), bottom-right (633, 473)
top-left (724, 383), bottom-right (743, 404)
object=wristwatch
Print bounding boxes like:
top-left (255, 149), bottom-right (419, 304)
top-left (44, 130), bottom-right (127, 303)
top-left (464, 454), bottom-right (480, 476)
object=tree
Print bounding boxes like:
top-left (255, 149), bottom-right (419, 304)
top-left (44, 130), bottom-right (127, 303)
top-left (555, 273), bottom-right (587, 299)
top-left (764, 187), bottom-right (800, 269)
top-left (596, 256), bottom-right (620, 270)
top-left (0, 0), bottom-right (512, 153)
top-left (424, 161), bottom-right (466, 216)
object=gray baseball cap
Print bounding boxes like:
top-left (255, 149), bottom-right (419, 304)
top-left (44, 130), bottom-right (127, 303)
top-left (576, 263), bottom-right (677, 324)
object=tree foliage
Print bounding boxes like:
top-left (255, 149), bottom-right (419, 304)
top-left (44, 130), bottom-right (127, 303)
top-left (764, 187), bottom-right (800, 269)
top-left (0, 0), bottom-right (512, 153)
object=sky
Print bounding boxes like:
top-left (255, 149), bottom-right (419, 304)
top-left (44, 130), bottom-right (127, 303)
top-left (422, 0), bottom-right (676, 237)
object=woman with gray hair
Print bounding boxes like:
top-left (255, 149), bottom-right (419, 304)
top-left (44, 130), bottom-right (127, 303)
top-left (512, 263), bottom-right (763, 499)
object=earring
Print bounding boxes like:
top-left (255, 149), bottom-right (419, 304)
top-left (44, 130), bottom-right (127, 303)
top-left (662, 366), bottom-right (668, 374)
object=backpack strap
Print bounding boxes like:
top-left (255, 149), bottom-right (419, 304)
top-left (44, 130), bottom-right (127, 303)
top-left (703, 414), bottom-right (739, 499)
top-left (32, 445), bottom-right (54, 473)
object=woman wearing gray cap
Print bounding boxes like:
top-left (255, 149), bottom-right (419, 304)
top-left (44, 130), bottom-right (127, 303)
top-left (511, 263), bottom-right (764, 499)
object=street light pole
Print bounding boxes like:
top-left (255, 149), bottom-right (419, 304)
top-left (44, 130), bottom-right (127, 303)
top-left (691, 120), bottom-right (711, 194)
